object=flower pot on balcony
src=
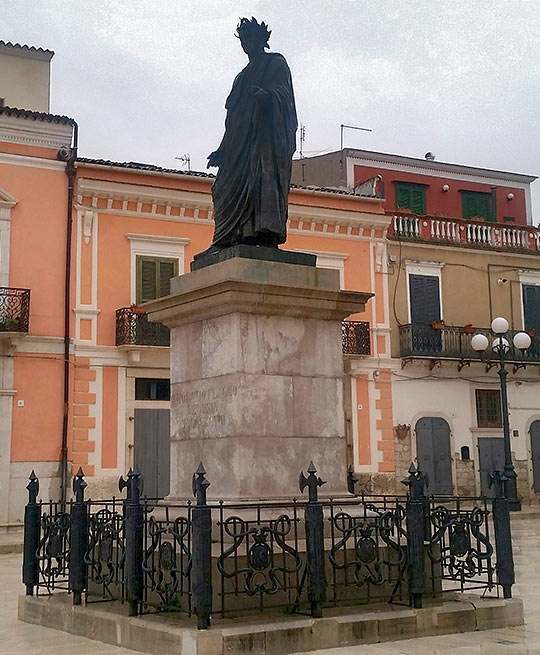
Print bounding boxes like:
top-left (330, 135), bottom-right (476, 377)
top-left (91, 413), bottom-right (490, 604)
top-left (130, 305), bottom-right (146, 315)
top-left (526, 329), bottom-right (536, 338)
top-left (395, 424), bottom-right (410, 441)
top-left (431, 320), bottom-right (445, 330)
top-left (462, 324), bottom-right (476, 334)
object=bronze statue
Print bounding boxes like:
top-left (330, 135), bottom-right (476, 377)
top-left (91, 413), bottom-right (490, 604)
top-left (204, 17), bottom-right (297, 252)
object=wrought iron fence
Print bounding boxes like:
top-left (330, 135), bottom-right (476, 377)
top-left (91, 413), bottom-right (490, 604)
top-left (425, 497), bottom-right (495, 595)
top-left (22, 461), bottom-right (514, 630)
top-left (115, 307), bottom-right (170, 347)
top-left (0, 287), bottom-right (30, 332)
top-left (400, 323), bottom-right (540, 364)
top-left (342, 320), bottom-right (371, 355)
top-left (327, 496), bottom-right (408, 606)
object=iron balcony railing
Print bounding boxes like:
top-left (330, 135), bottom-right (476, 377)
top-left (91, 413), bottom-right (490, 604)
top-left (389, 212), bottom-right (540, 254)
top-left (0, 287), bottom-right (30, 333)
top-left (400, 323), bottom-right (540, 363)
top-left (342, 320), bottom-right (371, 355)
top-left (115, 307), bottom-right (170, 347)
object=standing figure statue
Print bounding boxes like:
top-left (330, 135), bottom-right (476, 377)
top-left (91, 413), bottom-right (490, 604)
top-left (204, 17), bottom-right (297, 253)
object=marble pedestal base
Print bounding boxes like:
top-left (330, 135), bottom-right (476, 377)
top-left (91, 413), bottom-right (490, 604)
top-left (145, 257), bottom-right (371, 500)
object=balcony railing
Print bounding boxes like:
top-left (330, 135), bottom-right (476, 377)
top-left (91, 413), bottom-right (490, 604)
top-left (0, 287), bottom-right (30, 333)
top-left (389, 212), bottom-right (540, 254)
top-left (116, 307), bottom-right (170, 347)
top-left (400, 323), bottom-right (540, 364)
top-left (342, 320), bottom-right (371, 355)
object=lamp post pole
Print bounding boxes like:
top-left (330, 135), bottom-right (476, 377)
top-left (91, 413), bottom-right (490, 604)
top-left (472, 317), bottom-right (531, 512)
top-left (497, 341), bottom-right (521, 511)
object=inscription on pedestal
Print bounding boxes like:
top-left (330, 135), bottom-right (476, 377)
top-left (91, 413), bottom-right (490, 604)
top-left (174, 384), bottom-right (238, 437)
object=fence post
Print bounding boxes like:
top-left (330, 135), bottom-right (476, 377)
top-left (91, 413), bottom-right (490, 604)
top-left (119, 466), bottom-right (143, 616)
top-left (402, 463), bottom-right (428, 609)
top-left (300, 461), bottom-right (326, 618)
top-left (192, 462), bottom-right (212, 630)
top-left (69, 468), bottom-right (88, 605)
top-left (22, 471), bottom-right (41, 596)
top-left (347, 464), bottom-right (359, 495)
top-left (490, 470), bottom-right (515, 599)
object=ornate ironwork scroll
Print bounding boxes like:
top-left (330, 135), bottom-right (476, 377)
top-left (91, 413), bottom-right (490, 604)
top-left (217, 510), bottom-right (303, 615)
top-left (85, 503), bottom-right (125, 600)
top-left (427, 502), bottom-right (494, 592)
top-left (328, 500), bottom-right (407, 604)
top-left (142, 512), bottom-right (191, 612)
top-left (36, 501), bottom-right (71, 593)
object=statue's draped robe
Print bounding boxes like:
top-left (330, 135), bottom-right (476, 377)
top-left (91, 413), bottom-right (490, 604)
top-left (211, 52), bottom-right (297, 246)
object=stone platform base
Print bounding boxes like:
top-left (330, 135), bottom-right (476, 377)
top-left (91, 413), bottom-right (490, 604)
top-left (18, 593), bottom-right (523, 655)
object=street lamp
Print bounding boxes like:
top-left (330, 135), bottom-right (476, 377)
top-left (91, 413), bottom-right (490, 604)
top-left (472, 317), bottom-right (531, 511)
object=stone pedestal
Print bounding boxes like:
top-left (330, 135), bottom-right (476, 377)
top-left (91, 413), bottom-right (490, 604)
top-left (145, 255), bottom-right (371, 500)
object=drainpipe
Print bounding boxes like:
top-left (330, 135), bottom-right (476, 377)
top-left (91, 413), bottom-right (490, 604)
top-left (60, 120), bottom-right (78, 505)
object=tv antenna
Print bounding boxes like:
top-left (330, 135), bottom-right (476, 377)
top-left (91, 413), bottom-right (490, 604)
top-left (175, 154), bottom-right (191, 171)
top-left (340, 124), bottom-right (372, 151)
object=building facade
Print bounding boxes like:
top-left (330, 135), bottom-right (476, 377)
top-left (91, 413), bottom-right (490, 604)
top-left (295, 149), bottom-right (540, 499)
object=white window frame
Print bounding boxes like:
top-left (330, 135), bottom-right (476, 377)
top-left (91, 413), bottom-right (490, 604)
top-left (405, 260), bottom-right (444, 324)
top-left (299, 250), bottom-right (348, 288)
top-left (518, 270), bottom-right (540, 331)
top-left (127, 234), bottom-right (190, 305)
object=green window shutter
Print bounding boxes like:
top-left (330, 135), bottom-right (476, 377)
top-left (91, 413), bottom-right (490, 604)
top-left (137, 258), bottom-right (158, 304)
top-left (462, 192), bottom-right (493, 221)
top-left (396, 185), bottom-right (411, 209)
top-left (411, 187), bottom-right (425, 214)
top-left (159, 260), bottom-right (177, 297)
top-left (136, 256), bottom-right (178, 304)
top-left (395, 183), bottom-right (426, 214)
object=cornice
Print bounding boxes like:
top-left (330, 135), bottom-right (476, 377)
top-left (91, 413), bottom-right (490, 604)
top-left (0, 114), bottom-right (72, 149)
top-left (77, 176), bottom-right (392, 237)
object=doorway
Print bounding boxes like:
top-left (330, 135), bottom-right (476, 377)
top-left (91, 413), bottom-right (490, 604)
top-left (133, 408), bottom-right (171, 500)
top-left (530, 420), bottom-right (540, 493)
top-left (477, 438), bottom-right (505, 498)
top-left (415, 417), bottom-right (453, 495)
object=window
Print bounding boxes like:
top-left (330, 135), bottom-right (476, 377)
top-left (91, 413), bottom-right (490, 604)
top-left (0, 98), bottom-right (4, 108)
top-left (409, 274), bottom-right (441, 325)
top-left (460, 446), bottom-right (471, 461)
top-left (395, 182), bottom-right (426, 215)
top-left (136, 256), bottom-right (178, 304)
top-left (475, 389), bottom-right (502, 428)
top-left (461, 191), bottom-right (495, 222)
top-left (523, 285), bottom-right (540, 334)
top-left (135, 378), bottom-right (170, 401)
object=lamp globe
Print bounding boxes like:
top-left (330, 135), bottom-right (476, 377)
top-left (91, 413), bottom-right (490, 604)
top-left (492, 336), bottom-right (510, 353)
top-left (471, 333), bottom-right (489, 352)
top-left (491, 317), bottom-right (509, 334)
top-left (513, 332), bottom-right (532, 351)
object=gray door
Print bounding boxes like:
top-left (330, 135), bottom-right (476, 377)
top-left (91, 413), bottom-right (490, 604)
top-left (134, 408), bottom-right (171, 500)
top-left (415, 417), bottom-right (452, 495)
top-left (530, 421), bottom-right (540, 492)
top-left (478, 438), bottom-right (505, 498)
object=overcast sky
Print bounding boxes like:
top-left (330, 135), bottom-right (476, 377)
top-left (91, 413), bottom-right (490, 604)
top-left (4, 0), bottom-right (540, 219)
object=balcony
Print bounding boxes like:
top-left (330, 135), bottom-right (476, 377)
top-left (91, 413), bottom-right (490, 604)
top-left (115, 307), bottom-right (169, 347)
top-left (389, 212), bottom-right (540, 254)
top-left (0, 287), bottom-right (30, 334)
top-left (342, 320), bottom-right (371, 355)
top-left (399, 323), bottom-right (540, 365)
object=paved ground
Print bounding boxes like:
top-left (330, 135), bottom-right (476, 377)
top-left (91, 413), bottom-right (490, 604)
top-left (1, 516), bottom-right (540, 654)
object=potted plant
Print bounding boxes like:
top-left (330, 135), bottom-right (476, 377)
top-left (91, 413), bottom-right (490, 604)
top-left (431, 319), bottom-right (445, 330)
top-left (463, 323), bottom-right (476, 334)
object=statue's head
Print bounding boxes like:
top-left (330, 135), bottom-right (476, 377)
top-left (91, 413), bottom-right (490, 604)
top-left (236, 17), bottom-right (271, 55)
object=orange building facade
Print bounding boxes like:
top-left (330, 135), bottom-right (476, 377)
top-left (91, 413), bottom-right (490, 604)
top-left (0, 109), bottom-right (394, 524)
